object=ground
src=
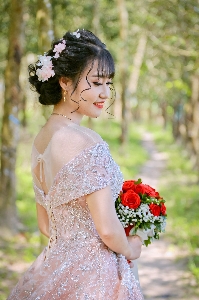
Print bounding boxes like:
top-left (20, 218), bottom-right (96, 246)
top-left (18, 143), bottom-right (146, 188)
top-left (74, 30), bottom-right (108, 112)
top-left (137, 132), bottom-right (198, 300)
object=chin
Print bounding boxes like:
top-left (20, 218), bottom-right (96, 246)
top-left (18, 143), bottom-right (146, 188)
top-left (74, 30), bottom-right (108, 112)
top-left (86, 112), bottom-right (102, 119)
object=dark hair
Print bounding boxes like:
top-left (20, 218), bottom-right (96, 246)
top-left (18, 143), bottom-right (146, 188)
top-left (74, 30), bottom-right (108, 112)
top-left (28, 29), bottom-right (115, 105)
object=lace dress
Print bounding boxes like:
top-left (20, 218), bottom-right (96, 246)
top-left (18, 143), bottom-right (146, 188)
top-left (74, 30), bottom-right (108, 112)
top-left (7, 123), bottom-right (144, 300)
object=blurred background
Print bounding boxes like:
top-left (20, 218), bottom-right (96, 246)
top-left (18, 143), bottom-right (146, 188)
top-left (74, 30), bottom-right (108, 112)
top-left (0, 0), bottom-right (198, 299)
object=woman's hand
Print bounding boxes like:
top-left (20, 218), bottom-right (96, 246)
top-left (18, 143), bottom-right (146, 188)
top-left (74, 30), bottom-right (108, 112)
top-left (86, 186), bottom-right (142, 258)
top-left (126, 235), bottom-right (142, 261)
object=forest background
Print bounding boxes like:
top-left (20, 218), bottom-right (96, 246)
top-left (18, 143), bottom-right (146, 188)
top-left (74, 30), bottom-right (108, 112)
top-left (0, 0), bottom-right (199, 298)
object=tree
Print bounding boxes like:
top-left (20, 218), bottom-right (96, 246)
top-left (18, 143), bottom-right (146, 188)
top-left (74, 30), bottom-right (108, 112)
top-left (0, 0), bottom-right (24, 235)
top-left (128, 33), bottom-right (147, 121)
top-left (117, 0), bottom-right (129, 144)
top-left (36, 0), bottom-right (54, 246)
top-left (37, 0), bottom-right (54, 119)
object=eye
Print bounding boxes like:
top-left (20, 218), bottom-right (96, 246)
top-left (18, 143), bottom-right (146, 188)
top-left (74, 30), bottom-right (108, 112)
top-left (106, 82), bottom-right (113, 86)
top-left (93, 82), bottom-right (102, 86)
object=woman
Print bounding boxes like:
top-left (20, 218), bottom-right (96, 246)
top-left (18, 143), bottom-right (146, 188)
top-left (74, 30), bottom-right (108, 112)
top-left (8, 29), bottom-right (144, 299)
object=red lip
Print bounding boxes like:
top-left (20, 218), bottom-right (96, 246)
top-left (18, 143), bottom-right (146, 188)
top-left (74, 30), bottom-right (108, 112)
top-left (93, 102), bottom-right (105, 109)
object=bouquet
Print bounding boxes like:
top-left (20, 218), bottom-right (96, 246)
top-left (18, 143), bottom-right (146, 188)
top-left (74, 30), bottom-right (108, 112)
top-left (115, 178), bottom-right (167, 246)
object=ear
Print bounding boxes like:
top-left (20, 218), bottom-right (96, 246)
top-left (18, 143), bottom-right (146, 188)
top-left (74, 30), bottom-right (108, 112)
top-left (59, 77), bottom-right (73, 91)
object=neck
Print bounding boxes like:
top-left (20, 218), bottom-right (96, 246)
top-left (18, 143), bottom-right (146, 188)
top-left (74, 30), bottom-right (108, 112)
top-left (52, 108), bottom-right (82, 125)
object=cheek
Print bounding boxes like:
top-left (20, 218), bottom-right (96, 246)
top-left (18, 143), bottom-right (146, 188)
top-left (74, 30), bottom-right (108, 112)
top-left (81, 89), bottom-right (97, 101)
top-left (108, 86), bottom-right (112, 97)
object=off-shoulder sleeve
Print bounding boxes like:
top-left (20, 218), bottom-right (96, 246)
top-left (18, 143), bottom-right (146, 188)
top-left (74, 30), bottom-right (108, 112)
top-left (48, 142), bottom-right (123, 208)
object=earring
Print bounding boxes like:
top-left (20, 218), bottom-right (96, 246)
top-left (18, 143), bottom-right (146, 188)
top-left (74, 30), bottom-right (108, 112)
top-left (63, 90), bottom-right (67, 102)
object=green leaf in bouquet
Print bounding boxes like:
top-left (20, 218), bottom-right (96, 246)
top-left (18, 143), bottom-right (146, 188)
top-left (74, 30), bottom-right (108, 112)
top-left (144, 223), bottom-right (152, 230)
top-left (144, 237), bottom-right (151, 247)
top-left (130, 227), bottom-right (137, 235)
top-left (134, 178), bottom-right (142, 185)
top-left (155, 223), bottom-right (162, 232)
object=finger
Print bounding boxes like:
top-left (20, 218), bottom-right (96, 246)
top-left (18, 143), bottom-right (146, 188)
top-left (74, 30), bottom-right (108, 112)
top-left (129, 261), bottom-right (134, 268)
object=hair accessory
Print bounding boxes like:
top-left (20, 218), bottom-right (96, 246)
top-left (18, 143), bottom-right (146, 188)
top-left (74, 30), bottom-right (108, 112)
top-left (53, 40), bottom-right (66, 58)
top-left (36, 39), bottom-right (67, 82)
top-left (72, 29), bottom-right (80, 38)
top-left (36, 55), bottom-right (55, 82)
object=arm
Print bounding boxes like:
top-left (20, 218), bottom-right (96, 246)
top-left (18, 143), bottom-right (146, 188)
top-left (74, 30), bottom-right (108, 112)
top-left (86, 186), bottom-right (142, 260)
top-left (36, 203), bottom-right (50, 238)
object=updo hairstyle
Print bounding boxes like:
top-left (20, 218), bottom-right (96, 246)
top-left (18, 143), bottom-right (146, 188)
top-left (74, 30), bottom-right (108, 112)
top-left (28, 29), bottom-right (115, 105)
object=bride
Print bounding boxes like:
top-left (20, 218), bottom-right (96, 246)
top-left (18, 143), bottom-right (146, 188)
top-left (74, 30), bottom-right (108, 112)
top-left (8, 29), bottom-right (144, 300)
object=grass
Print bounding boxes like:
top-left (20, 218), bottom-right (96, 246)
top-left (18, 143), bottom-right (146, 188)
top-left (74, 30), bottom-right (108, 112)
top-left (92, 119), bottom-right (148, 179)
top-left (146, 122), bottom-right (199, 284)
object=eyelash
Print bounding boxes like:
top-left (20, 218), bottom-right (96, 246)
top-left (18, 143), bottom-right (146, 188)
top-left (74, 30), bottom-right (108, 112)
top-left (93, 82), bottom-right (113, 86)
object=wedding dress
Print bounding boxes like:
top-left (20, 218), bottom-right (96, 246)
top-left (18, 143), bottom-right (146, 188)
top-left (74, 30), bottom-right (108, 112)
top-left (7, 123), bottom-right (143, 300)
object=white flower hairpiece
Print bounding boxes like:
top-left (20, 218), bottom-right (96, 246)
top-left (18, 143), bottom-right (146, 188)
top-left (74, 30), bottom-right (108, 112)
top-left (36, 39), bottom-right (66, 82)
top-left (36, 55), bottom-right (55, 82)
top-left (72, 29), bottom-right (80, 38)
top-left (53, 39), bottom-right (66, 58)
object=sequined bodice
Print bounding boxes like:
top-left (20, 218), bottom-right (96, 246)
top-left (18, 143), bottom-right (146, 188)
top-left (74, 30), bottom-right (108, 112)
top-left (33, 142), bottom-right (124, 257)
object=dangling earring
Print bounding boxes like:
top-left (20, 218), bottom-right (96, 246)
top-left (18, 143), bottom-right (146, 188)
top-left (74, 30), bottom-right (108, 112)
top-left (63, 90), bottom-right (67, 102)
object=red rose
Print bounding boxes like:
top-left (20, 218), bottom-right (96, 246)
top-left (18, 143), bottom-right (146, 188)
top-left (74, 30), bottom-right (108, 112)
top-left (155, 192), bottom-right (161, 199)
top-left (149, 203), bottom-right (161, 216)
top-left (144, 185), bottom-right (158, 198)
top-left (122, 180), bottom-right (136, 192)
top-left (134, 183), bottom-right (146, 195)
top-left (124, 225), bottom-right (134, 236)
top-left (121, 190), bottom-right (141, 209)
top-left (160, 203), bottom-right (166, 215)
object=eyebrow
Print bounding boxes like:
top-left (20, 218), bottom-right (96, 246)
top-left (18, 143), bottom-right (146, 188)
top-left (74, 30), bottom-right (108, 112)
top-left (91, 75), bottom-right (112, 79)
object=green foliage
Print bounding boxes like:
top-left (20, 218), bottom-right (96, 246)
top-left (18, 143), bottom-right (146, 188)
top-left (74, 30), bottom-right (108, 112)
top-left (0, 0), bottom-right (198, 120)
top-left (91, 119), bottom-right (148, 179)
top-left (16, 137), bottom-right (37, 232)
top-left (0, 0), bottom-right (9, 75)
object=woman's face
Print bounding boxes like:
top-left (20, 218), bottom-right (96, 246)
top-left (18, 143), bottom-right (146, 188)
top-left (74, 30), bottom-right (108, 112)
top-left (67, 60), bottom-right (113, 119)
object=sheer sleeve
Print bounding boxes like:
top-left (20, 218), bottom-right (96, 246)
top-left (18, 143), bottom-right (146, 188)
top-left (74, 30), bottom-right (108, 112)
top-left (33, 183), bottom-right (46, 206)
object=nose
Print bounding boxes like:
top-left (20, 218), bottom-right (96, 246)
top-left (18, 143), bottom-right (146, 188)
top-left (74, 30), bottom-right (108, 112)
top-left (99, 85), bottom-right (110, 100)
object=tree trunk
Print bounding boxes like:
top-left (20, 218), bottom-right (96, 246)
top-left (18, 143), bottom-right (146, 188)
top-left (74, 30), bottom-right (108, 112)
top-left (20, 56), bottom-right (29, 128)
top-left (128, 34), bottom-right (147, 122)
top-left (172, 100), bottom-right (183, 139)
top-left (0, 1), bottom-right (24, 235)
top-left (161, 101), bottom-right (168, 129)
top-left (36, 0), bottom-right (54, 247)
top-left (117, 0), bottom-right (128, 144)
top-left (187, 76), bottom-right (199, 181)
top-left (87, 0), bottom-right (101, 129)
top-left (92, 0), bottom-right (100, 37)
top-left (37, 0), bottom-right (54, 119)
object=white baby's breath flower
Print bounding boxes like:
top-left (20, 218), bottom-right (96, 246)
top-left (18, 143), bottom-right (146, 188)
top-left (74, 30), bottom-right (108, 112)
top-left (72, 29), bottom-right (81, 38)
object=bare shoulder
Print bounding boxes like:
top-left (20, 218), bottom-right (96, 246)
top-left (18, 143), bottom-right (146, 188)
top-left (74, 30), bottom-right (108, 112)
top-left (33, 121), bottom-right (104, 157)
top-left (51, 124), bottom-right (103, 150)
top-left (33, 121), bottom-right (63, 153)
top-left (48, 124), bottom-right (104, 164)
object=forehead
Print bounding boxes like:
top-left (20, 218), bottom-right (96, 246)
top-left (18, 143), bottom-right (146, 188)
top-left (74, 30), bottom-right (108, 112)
top-left (84, 60), bottom-right (112, 78)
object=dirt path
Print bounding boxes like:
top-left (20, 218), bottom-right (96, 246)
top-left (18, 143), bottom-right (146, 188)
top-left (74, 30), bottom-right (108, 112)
top-left (136, 132), bottom-right (197, 300)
